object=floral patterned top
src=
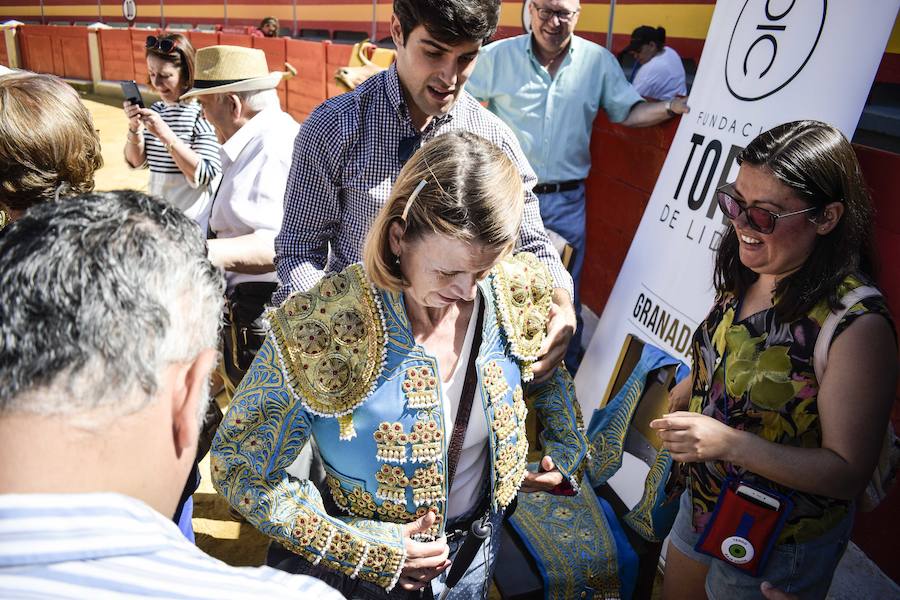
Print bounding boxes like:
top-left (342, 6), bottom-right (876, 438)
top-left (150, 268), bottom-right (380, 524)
top-left (686, 274), bottom-right (893, 544)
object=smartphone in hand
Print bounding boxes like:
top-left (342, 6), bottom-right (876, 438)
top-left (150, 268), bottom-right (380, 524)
top-left (120, 80), bottom-right (144, 108)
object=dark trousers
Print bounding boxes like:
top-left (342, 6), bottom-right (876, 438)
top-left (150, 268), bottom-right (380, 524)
top-left (222, 281), bottom-right (278, 390)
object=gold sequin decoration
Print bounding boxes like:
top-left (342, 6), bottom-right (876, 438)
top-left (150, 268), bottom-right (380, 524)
top-left (268, 265), bottom-right (386, 420)
top-left (292, 320), bottom-right (330, 355)
top-left (313, 354), bottom-right (352, 394)
top-left (513, 385), bottom-right (527, 421)
top-left (491, 253), bottom-right (553, 381)
top-left (318, 272), bottom-right (350, 300)
top-left (491, 403), bottom-right (516, 441)
top-left (410, 464), bottom-right (445, 506)
top-left (282, 292), bottom-right (314, 319)
top-left (374, 421), bottom-right (408, 463)
top-left (409, 419), bottom-right (443, 463)
top-left (376, 500), bottom-right (413, 522)
top-left (375, 465), bottom-right (409, 503)
top-left (327, 475), bottom-right (348, 509)
top-left (333, 309), bottom-right (366, 345)
top-left (402, 366), bottom-right (439, 409)
top-left (482, 360), bottom-right (510, 404)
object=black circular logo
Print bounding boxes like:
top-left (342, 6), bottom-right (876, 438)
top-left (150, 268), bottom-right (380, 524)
top-left (725, 0), bottom-right (827, 101)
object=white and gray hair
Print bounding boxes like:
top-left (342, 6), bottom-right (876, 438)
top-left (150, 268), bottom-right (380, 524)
top-left (0, 190), bottom-right (224, 421)
top-left (235, 88), bottom-right (280, 113)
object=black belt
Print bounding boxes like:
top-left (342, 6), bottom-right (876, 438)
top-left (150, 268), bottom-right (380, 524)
top-left (533, 179), bottom-right (582, 194)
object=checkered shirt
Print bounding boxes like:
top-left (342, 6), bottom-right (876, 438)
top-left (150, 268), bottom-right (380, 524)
top-left (273, 64), bottom-right (572, 305)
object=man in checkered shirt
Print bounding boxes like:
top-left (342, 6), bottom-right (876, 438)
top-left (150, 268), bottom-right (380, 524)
top-left (274, 0), bottom-right (576, 381)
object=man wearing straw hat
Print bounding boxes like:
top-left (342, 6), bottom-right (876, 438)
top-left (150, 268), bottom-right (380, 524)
top-left (181, 45), bottom-right (299, 393)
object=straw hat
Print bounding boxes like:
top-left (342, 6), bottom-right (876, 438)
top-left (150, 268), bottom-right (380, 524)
top-left (181, 45), bottom-right (292, 99)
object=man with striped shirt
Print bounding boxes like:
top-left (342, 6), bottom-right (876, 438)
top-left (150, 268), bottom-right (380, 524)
top-left (0, 192), bottom-right (340, 599)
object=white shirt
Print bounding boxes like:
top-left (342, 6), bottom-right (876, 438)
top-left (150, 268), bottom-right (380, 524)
top-left (0, 492), bottom-right (342, 599)
top-left (209, 107), bottom-right (300, 291)
top-left (442, 294), bottom-right (490, 521)
top-left (631, 46), bottom-right (687, 101)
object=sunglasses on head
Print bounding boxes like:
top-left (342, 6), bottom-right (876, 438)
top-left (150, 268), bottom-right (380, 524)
top-left (146, 35), bottom-right (179, 54)
top-left (716, 182), bottom-right (819, 234)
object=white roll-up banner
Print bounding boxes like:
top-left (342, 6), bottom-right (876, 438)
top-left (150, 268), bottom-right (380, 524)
top-left (576, 0), bottom-right (900, 412)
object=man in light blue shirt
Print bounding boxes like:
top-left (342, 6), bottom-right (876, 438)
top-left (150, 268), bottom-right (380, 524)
top-left (467, 0), bottom-right (689, 370)
top-left (0, 191), bottom-right (340, 599)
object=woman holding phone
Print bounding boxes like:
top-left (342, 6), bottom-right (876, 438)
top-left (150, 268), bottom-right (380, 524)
top-left (123, 33), bottom-right (221, 229)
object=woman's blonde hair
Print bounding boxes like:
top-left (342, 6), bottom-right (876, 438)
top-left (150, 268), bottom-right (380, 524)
top-left (364, 131), bottom-right (524, 291)
top-left (0, 72), bottom-right (102, 212)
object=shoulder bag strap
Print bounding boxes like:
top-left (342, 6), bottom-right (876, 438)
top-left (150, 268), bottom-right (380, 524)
top-left (445, 300), bottom-right (485, 492)
top-left (813, 285), bottom-right (881, 382)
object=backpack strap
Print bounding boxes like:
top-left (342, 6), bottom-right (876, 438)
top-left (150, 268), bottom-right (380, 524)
top-left (812, 285), bottom-right (882, 382)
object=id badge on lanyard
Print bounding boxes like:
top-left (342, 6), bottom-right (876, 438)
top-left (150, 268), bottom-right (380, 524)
top-left (693, 324), bottom-right (794, 576)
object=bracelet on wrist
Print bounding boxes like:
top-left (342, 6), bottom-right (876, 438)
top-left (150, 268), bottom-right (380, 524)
top-left (128, 127), bottom-right (141, 135)
top-left (164, 139), bottom-right (180, 153)
top-left (665, 99), bottom-right (676, 117)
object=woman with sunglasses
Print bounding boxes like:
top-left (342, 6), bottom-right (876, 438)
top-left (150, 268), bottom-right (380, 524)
top-left (652, 120), bottom-right (897, 599)
top-left (123, 33), bottom-right (221, 230)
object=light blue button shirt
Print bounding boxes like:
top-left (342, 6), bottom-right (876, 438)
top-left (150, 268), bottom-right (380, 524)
top-left (467, 34), bottom-right (643, 183)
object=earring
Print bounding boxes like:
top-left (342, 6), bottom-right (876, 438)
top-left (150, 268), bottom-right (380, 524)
top-left (394, 254), bottom-right (401, 266)
top-left (0, 202), bottom-right (10, 231)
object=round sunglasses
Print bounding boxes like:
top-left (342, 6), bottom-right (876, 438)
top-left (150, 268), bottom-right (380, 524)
top-left (145, 35), bottom-right (179, 54)
top-left (716, 182), bottom-right (818, 234)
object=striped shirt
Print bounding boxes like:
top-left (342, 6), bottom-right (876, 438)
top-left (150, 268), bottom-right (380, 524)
top-left (0, 493), bottom-right (342, 599)
top-left (272, 64), bottom-right (573, 305)
top-left (144, 101), bottom-right (221, 187)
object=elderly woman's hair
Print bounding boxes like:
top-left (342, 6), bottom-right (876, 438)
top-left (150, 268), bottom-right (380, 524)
top-left (0, 72), bottom-right (102, 213)
top-left (714, 120), bottom-right (877, 321)
top-left (146, 32), bottom-right (196, 94)
top-left (364, 131), bottom-right (524, 291)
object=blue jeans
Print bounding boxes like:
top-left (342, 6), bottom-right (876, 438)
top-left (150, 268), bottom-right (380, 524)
top-left (668, 490), bottom-right (852, 600)
top-left (429, 509), bottom-right (504, 599)
top-left (536, 184), bottom-right (586, 372)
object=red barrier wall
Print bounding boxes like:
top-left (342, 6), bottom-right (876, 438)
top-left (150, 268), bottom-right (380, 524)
top-left (187, 30), bottom-right (219, 50)
top-left (131, 28), bottom-right (160, 86)
top-left (325, 42), bottom-right (353, 98)
top-left (252, 36), bottom-right (288, 109)
top-left (18, 25), bottom-right (91, 80)
top-left (98, 28), bottom-right (135, 81)
top-left (217, 33), bottom-right (251, 47)
top-left (286, 39), bottom-right (328, 123)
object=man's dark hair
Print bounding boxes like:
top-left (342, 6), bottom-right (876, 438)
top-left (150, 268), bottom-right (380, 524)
top-left (0, 190), bottom-right (224, 416)
top-left (393, 0), bottom-right (501, 45)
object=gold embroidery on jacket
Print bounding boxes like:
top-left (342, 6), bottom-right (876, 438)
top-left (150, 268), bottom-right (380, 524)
top-left (374, 422), bottom-right (408, 463)
top-left (375, 465), bottom-right (409, 503)
top-left (409, 419), bottom-right (443, 463)
top-left (491, 253), bottom-right (553, 382)
top-left (267, 265), bottom-right (387, 440)
top-left (403, 366), bottom-right (439, 409)
top-left (410, 463), bottom-right (445, 506)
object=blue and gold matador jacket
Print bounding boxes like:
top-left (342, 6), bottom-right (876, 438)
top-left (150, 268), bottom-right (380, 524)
top-left (211, 253), bottom-right (590, 591)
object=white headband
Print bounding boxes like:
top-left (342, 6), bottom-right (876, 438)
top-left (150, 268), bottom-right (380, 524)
top-left (401, 179), bottom-right (428, 221)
